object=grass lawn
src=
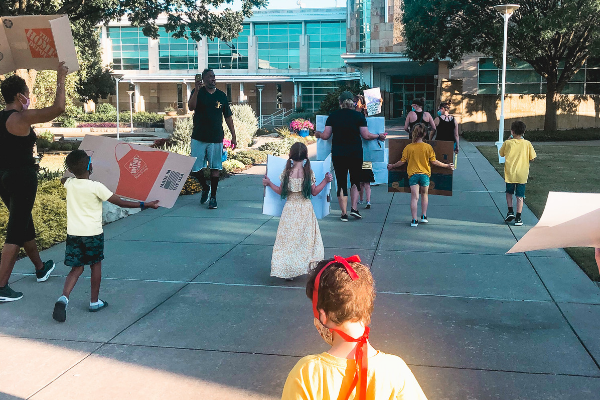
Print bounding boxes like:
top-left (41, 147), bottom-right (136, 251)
top-left (477, 143), bottom-right (600, 281)
top-left (464, 128), bottom-right (600, 142)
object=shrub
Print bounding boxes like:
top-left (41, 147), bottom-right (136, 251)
top-left (284, 112), bottom-right (315, 125)
top-left (230, 149), bottom-right (268, 165)
top-left (223, 104), bottom-right (258, 149)
top-left (36, 131), bottom-right (54, 149)
top-left (258, 138), bottom-right (297, 156)
top-left (222, 159), bottom-right (245, 174)
top-left (180, 176), bottom-right (203, 195)
top-left (77, 122), bottom-right (126, 128)
top-left (95, 103), bottom-right (116, 114)
top-left (161, 116), bottom-right (192, 155)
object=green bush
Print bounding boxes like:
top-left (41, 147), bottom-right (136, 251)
top-left (95, 103), bottom-right (116, 114)
top-left (230, 149), bottom-right (268, 165)
top-left (222, 159), bottom-right (245, 174)
top-left (223, 104), bottom-right (258, 149)
top-left (161, 116), bottom-right (192, 156)
top-left (77, 111), bottom-right (164, 125)
top-left (36, 131), bottom-right (54, 149)
top-left (258, 138), bottom-right (298, 156)
top-left (284, 112), bottom-right (315, 125)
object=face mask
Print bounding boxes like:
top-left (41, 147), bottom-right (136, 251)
top-left (20, 94), bottom-right (30, 110)
top-left (313, 317), bottom-right (334, 346)
top-left (411, 106), bottom-right (416, 112)
top-left (437, 110), bottom-right (442, 117)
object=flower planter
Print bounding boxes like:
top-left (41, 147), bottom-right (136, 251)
top-left (299, 128), bottom-right (309, 137)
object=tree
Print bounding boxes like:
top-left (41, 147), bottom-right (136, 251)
top-left (0, 0), bottom-right (267, 105)
top-left (402, 0), bottom-right (600, 131)
top-left (319, 83), bottom-right (370, 115)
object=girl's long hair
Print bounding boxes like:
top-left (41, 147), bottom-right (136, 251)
top-left (412, 123), bottom-right (427, 143)
top-left (281, 142), bottom-right (312, 200)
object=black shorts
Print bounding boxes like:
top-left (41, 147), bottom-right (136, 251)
top-left (0, 167), bottom-right (37, 246)
top-left (360, 168), bottom-right (375, 183)
top-left (65, 233), bottom-right (105, 267)
top-left (332, 156), bottom-right (362, 197)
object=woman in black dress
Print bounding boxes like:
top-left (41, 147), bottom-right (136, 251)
top-left (316, 91), bottom-right (386, 221)
top-left (0, 62), bottom-right (68, 302)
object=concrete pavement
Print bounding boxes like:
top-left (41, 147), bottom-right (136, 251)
top-left (1, 140), bottom-right (600, 399)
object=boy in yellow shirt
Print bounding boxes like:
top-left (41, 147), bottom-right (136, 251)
top-left (281, 255), bottom-right (428, 400)
top-left (387, 124), bottom-right (454, 227)
top-left (499, 121), bottom-right (536, 226)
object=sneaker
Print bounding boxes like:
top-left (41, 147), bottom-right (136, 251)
top-left (340, 214), bottom-right (349, 222)
top-left (208, 197), bottom-right (217, 209)
top-left (358, 200), bottom-right (364, 205)
top-left (89, 299), bottom-right (108, 312)
top-left (0, 285), bottom-right (23, 302)
top-left (420, 215), bottom-right (428, 223)
top-left (36, 260), bottom-right (55, 282)
top-left (200, 188), bottom-right (210, 205)
top-left (365, 202), bottom-right (371, 209)
top-left (53, 300), bottom-right (67, 322)
top-left (514, 217), bottom-right (523, 226)
top-left (350, 208), bottom-right (362, 219)
top-left (504, 212), bottom-right (515, 222)
top-left (411, 219), bottom-right (419, 227)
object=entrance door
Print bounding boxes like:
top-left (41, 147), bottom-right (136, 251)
top-left (391, 76), bottom-right (436, 118)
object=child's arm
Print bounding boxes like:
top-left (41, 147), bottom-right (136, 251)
top-left (107, 195), bottom-right (159, 209)
top-left (387, 160), bottom-right (406, 170)
top-left (262, 175), bottom-right (282, 195)
top-left (311, 172), bottom-right (333, 196)
top-left (431, 160), bottom-right (454, 170)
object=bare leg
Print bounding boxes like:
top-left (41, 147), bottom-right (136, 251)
top-left (410, 185), bottom-right (420, 220)
top-left (359, 183), bottom-right (364, 202)
top-left (350, 184), bottom-right (360, 210)
top-left (0, 244), bottom-right (20, 287)
top-left (421, 185), bottom-right (429, 217)
top-left (23, 239), bottom-right (44, 271)
top-left (90, 261), bottom-right (102, 303)
top-left (338, 194), bottom-right (347, 215)
top-left (516, 196), bottom-right (524, 213)
top-left (62, 266), bottom-right (84, 298)
top-left (506, 193), bottom-right (514, 209)
top-left (364, 183), bottom-right (371, 203)
top-left (595, 248), bottom-right (600, 276)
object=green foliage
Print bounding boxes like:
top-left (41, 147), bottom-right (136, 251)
top-left (318, 83), bottom-right (370, 115)
top-left (283, 112), bottom-right (315, 125)
top-left (229, 149), bottom-right (268, 165)
top-left (76, 111), bottom-right (164, 125)
top-left (223, 104), bottom-right (258, 149)
top-left (222, 159), bottom-right (245, 174)
top-left (36, 131), bottom-right (54, 150)
top-left (95, 103), bottom-right (117, 114)
top-left (401, 0), bottom-right (600, 130)
top-left (161, 116), bottom-right (193, 155)
top-left (258, 138), bottom-right (298, 156)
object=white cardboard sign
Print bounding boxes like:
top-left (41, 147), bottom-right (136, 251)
top-left (372, 148), bottom-right (389, 185)
top-left (316, 115), bottom-right (332, 161)
top-left (263, 154), bottom-right (332, 219)
top-left (0, 14), bottom-right (79, 74)
top-left (364, 87), bottom-right (382, 116)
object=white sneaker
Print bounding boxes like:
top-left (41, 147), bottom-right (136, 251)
top-left (420, 215), bottom-right (428, 223)
top-left (411, 219), bottom-right (419, 227)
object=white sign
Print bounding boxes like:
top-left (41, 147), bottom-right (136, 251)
top-left (372, 148), bottom-right (389, 185)
top-left (0, 14), bottom-right (79, 74)
top-left (316, 115), bottom-right (332, 161)
top-left (364, 87), bottom-right (382, 116)
top-left (362, 117), bottom-right (386, 162)
top-left (263, 154), bottom-right (332, 219)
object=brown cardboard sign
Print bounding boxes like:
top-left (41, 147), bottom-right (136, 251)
top-left (387, 138), bottom-right (454, 196)
top-left (77, 135), bottom-right (196, 208)
top-left (0, 14), bottom-right (79, 74)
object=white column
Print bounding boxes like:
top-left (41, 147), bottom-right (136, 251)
top-left (134, 83), bottom-right (144, 112)
top-left (185, 82), bottom-right (192, 113)
top-left (239, 82), bottom-right (246, 103)
top-left (149, 38), bottom-right (159, 73)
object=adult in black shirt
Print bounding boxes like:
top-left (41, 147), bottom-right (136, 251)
top-left (188, 69), bottom-right (236, 210)
top-left (0, 63), bottom-right (68, 302)
top-left (404, 98), bottom-right (436, 140)
top-left (317, 91), bottom-right (385, 221)
top-left (433, 102), bottom-right (459, 154)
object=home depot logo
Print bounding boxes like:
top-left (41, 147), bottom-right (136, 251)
top-left (125, 155), bottom-right (148, 179)
top-left (25, 28), bottom-right (57, 59)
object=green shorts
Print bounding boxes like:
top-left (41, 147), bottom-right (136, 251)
top-left (65, 233), bottom-right (104, 267)
top-left (191, 139), bottom-right (223, 171)
top-left (408, 174), bottom-right (430, 187)
top-left (506, 183), bottom-right (526, 198)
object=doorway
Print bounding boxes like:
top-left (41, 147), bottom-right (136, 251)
top-left (391, 76), bottom-right (436, 118)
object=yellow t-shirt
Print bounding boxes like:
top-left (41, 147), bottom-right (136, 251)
top-left (281, 351), bottom-right (428, 400)
top-left (64, 178), bottom-right (113, 236)
top-left (400, 142), bottom-right (436, 177)
top-left (499, 138), bottom-right (536, 184)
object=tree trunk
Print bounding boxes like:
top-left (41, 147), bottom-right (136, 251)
top-left (544, 80), bottom-right (558, 131)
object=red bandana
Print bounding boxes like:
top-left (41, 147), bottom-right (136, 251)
top-left (312, 255), bottom-right (370, 400)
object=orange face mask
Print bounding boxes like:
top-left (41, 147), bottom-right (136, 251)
top-left (312, 255), bottom-right (370, 400)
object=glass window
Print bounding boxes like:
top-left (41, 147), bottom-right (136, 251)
top-left (307, 21), bottom-right (346, 69)
top-left (300, 81), bottom-right (349, 112)
top-left (256, 23), bottom-right (301, 70)
top-left (108, 27), bottom-right (149, 70)
top-left (158, 27), bottom-right (198, 70)
top-left (207, 25), bottom-right (249, 70)
top-left (356, 0), bottom-right (371, 53)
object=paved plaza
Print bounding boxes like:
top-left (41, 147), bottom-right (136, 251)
top-left (1, 141), bottom-right (600, 399)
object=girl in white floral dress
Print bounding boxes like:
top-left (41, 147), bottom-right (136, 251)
top-left (263, 142), bottom-right (333, 280)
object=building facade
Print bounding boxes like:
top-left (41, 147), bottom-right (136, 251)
top-left (101, 7), bottom-right (359, 117)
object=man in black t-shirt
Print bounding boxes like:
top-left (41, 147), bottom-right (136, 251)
top-left (188, 69), bottom-right (237, 209)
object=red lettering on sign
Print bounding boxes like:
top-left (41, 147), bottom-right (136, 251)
top-left (25, 28), bottom-right (57, 59)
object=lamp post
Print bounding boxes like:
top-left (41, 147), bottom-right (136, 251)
top-left (494, 4), bottom-right (520, 164)
top-left (114, 75), bottom-right (123, 140)
top-left (256, 84), bottom-right (265, 129)
top-left (126, 89), bottom-right (134, 134)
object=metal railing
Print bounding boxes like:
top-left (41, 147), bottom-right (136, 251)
top-left (260, 108), bottom-right (293, 127)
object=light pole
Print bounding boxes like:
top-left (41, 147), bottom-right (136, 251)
top-left (126, 89), bottom-right (134, 134)
top-left (256, 84), bottom-right (265, 129)
top-left (114, 75), bottom-right (123, 140)
top-left (494, 4), bottom-right (520, 164)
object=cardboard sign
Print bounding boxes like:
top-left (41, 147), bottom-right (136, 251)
top-left (0, 14), bottom-right (79, 74)
top-left (507, 192), bottom-right (600, 254)
top-left (364, 88), bottom-right (382, 116)
top-left (263, 154), bottom-right (332, 219)
top-left (316, 115), bottom-right (331, 161)
top-left (387, 138), bottom-right (454, 196)
top-left (372, 148), bottom-right (389, 185)
top-left (78, 135), bottom-right (196, 208)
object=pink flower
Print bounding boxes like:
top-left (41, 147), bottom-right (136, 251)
top-left (223, 139), bottom-right (232, 149)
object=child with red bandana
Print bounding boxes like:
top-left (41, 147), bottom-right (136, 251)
top-left (281, 256), bottom-right (427, 400)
